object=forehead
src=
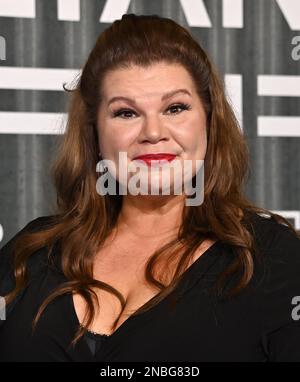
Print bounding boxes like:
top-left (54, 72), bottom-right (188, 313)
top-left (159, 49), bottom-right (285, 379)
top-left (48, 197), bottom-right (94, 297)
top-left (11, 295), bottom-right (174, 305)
top-left (101, 63), bottom-right (196, 100)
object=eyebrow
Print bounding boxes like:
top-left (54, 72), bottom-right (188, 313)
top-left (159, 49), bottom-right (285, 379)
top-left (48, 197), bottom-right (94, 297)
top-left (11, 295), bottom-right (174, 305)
top-left (107, 88), bottom-right (192, 106)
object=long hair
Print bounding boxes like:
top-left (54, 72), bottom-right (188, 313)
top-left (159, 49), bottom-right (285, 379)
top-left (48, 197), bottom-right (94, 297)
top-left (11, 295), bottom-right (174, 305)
top-left (4, 13), bottom-right (299, 345)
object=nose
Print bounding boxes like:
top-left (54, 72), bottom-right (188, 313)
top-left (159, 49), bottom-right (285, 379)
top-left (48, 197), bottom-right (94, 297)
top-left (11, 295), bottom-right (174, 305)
top-left (137, 114), bottom-right (169, 144)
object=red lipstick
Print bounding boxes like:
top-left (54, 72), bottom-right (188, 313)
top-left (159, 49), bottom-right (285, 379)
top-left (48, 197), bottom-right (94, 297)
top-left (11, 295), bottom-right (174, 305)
top-left (133, 153), bottom-right (176, 166)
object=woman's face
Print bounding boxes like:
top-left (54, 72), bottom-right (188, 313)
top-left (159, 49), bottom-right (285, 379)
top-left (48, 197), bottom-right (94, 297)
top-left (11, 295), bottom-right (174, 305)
top-left (96, 62), bottom-right (208, 196)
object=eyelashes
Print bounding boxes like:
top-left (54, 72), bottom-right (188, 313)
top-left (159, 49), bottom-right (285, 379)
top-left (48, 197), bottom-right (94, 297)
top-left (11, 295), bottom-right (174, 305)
top-left (111, 103), bottom-right (192, 119)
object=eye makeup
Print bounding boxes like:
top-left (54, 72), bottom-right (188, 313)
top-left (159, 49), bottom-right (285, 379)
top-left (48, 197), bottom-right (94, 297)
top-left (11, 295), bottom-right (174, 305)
top-left (111, 102), bottom-right (192, 119)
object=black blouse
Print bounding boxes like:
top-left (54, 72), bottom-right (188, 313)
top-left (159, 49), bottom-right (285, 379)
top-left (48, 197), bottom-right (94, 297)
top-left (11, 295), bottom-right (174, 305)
top-left (0, 212), bottom-right (300, 362)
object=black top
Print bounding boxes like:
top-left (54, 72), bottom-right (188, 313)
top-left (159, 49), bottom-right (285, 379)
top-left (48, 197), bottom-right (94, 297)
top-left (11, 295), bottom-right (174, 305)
top-left (0, 213), bottom-right (300, 362)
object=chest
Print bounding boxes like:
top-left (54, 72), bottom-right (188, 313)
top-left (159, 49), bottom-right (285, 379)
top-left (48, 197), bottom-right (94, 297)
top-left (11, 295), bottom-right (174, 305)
top-left (72, 238), bottom-right (217, 336)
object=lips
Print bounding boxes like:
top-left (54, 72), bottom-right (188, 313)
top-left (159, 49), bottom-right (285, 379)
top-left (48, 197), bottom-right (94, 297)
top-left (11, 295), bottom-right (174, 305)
top-left (133, 153), bottom-right (176, 165)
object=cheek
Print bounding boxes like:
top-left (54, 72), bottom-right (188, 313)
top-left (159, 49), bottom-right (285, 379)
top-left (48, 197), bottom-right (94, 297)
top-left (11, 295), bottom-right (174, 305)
top-left (192, 127), bottom-right (207, 156)
top-left (177, 113), bottom-right (207, 156)
top-left (97, 117), bottom-right (131, 158)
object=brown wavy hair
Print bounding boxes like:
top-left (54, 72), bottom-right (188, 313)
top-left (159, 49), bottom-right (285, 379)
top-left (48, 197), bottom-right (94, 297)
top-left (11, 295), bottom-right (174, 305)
top-left (4, 13), bottom-right (299, 345)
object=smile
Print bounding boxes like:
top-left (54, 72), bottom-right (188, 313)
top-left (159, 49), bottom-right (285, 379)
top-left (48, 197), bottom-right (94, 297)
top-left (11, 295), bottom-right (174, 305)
top-left (132, 154), bottom-right (177, 166)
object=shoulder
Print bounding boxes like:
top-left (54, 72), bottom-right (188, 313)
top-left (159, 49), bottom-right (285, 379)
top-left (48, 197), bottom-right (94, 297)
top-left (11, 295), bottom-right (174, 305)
top-left (245, 211), bottom-right (300, 283)
top-left (244, 211), bottom-right (300, 260)
top-left (245, 213), bottom-right (300, 329)
top-left (243, 213), bottom-right (300, 360)
top-left (16, 215), bottom-right (58, 234)
top-left (0, 215), bottom-right (57, 295)
top-left (0, 215), bottom-right (57, 259)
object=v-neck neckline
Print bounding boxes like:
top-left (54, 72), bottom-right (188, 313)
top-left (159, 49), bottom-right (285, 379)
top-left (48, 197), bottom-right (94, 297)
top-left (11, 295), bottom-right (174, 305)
top-left (67, 239), bottom-right (221, 346)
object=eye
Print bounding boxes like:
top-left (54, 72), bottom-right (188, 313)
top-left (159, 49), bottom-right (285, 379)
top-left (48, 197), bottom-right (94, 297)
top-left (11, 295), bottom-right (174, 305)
top-left (166, 103), bottom-right (191, 115)
top-left (112, 108), bottom-right (137, 119)
top-left (111, 102), bottom-right (191, 119)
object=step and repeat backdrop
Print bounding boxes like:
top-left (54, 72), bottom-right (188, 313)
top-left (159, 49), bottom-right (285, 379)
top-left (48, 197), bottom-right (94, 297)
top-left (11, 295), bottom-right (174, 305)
top-left (0, 0), bottom-right (300, 245)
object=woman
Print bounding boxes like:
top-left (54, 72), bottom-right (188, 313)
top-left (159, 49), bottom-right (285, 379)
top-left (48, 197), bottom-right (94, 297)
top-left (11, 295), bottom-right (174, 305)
top-left (0, 13), bottom-right (300, 362)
